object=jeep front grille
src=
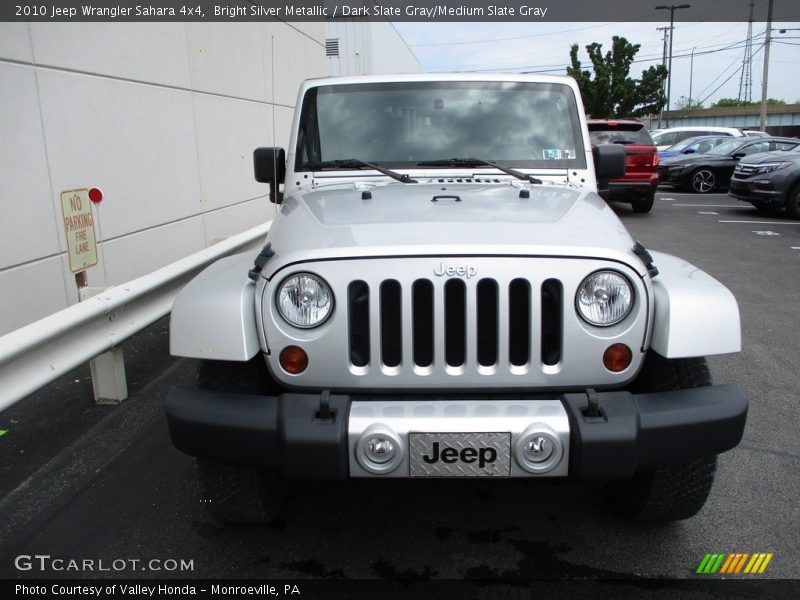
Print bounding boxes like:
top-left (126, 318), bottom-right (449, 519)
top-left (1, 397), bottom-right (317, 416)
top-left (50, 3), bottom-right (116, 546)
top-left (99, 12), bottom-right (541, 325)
top-left (262, 257), bottom-right (649, 389)
top-left (347, 277), bottom-right (564, 371)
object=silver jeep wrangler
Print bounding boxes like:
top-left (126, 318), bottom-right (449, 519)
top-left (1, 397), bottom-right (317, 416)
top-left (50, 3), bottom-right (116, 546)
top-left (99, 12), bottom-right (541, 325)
top-left (165, 74), bottom-right (747, 524)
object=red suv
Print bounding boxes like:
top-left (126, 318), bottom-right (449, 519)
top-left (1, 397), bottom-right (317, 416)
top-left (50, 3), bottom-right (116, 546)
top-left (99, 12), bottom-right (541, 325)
top-left (588, 119), bottom-right (659, 213)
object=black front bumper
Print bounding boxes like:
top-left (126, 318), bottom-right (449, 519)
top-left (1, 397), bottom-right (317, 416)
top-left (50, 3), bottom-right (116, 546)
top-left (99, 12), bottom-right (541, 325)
top-left (658, 168), bottom-right (687, 186)
top-left (606, 180), bottom-right (658, 201)
top-left (728, 179), bottom-right (785, 205)
top-left (165, 384), bottom-right (747, 481)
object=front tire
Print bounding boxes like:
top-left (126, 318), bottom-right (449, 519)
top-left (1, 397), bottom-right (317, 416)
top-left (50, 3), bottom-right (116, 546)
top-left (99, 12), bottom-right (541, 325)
top-left (606, 455), bottom-right (717, 523)
top-left (690, 168), bottom-right (716, 193)
top-left (193, 358), bottom-right (287, 524)
top-left (786, 182), bottom-right (800, 219)
top-left (606, 353), bottom-right (718, 522)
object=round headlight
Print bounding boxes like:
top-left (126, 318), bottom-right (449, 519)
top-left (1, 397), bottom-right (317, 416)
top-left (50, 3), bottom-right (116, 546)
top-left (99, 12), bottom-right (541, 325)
top-left (575, 271), bottom-right (633, 326)
top-left (276, 273), bottom-right (333, 328)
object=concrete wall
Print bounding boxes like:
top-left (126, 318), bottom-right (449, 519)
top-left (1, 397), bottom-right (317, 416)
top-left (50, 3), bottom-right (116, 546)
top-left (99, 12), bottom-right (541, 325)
top-left (0, 23), bottom-right (327, 336)
top-left (326, 21), bottom-right (419, 76)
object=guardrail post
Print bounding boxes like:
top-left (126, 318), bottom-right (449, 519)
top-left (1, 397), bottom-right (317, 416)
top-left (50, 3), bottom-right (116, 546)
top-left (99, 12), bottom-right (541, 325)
top-left (80, 287), bottom-right (128, 404)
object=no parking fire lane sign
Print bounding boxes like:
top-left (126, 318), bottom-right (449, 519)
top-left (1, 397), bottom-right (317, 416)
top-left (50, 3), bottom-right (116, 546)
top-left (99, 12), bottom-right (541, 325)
top-left (60, 188), bottom-right (98, 273)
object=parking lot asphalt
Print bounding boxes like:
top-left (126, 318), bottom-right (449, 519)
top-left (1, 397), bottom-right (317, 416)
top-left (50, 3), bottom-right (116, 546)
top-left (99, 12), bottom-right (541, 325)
top-left (0, 190), bottom-right (798, 595)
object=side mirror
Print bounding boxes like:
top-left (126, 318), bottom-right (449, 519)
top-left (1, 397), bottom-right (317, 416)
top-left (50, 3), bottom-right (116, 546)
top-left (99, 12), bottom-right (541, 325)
top-left (683, 148), bottom-right (696, 154)
top-left (593, 144), bottom-right (626, 200)
top-left (254, 147), bottom-right (286, 203)
top-left (731, 152), bottom-right (746, 160)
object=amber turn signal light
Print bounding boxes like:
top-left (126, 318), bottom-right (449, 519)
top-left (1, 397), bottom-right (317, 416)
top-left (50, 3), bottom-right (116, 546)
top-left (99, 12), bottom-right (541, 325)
top-left (603, 343), bottom-right (632, 372)
top-left (279, 345), bottom-right (309, 374)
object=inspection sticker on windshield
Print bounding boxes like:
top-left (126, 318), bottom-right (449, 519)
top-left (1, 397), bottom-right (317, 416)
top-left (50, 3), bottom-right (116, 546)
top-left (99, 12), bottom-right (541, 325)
top-left (542, 149), bottom-right (562, 159)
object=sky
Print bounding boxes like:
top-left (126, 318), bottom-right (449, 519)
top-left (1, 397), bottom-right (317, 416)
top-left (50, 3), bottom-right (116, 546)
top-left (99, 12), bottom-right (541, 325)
top-left (392, 21), bottom-right (800, 109)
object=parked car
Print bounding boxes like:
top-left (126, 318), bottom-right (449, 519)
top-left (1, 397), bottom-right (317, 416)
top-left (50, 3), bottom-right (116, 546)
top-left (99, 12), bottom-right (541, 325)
top-left (587, 119), bottom-right (659, 213)
top-left (659, 135), bottom-right (731, 160)
top-left (651, 126), bottom-right (743, 151)
top-left (728, 150), bottom-right (800, 218)
top-left (659, 137), bottom-right (800, 193)
top-left (165, 73), bottom-right (747, 526)
top-left (742, 130), bottom-right (770, 138)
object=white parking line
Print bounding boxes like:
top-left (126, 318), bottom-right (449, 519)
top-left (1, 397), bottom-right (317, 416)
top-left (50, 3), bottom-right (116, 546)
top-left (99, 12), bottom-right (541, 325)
top-left (719, 220), bottom-right (798, 225)
top-left (698, 212), bottom-right (719, 215)
top-left (659, 197), bottom-right (676, 201)
top-left (673, 204), bottom-right (741, 208)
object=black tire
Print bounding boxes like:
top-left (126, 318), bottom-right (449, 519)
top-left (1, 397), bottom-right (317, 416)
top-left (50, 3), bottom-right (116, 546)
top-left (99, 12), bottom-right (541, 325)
top-left (606, 455), bottom-right (718, 523)
top-left (690, 168), bottom-right (716, 193)
top-left (632, 192), bottom-right (655, 214)
top-left (606, 353), bottom-right (718, 523)
top-left (786, 182), bottom-right (800, 220)
top-left (193, 358), bottom-right (287, 524)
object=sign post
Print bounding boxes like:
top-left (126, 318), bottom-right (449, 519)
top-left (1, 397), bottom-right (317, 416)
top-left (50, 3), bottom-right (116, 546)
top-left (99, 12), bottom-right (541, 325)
top-left (60, 188), bottom-right (128, 404)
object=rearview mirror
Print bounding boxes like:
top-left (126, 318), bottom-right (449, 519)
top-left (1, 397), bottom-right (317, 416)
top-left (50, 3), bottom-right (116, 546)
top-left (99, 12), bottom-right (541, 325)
top-left (593, 144), bottom-right (626, 200)
top-left (253, 147), bottom-right (286, 203)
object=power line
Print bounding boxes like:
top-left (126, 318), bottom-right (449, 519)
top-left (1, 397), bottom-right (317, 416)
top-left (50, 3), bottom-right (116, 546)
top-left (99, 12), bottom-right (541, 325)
top-left (406, 22), bottom-right (620, 47)
top-left (435, 37), bottom-right (758, 74)
top-left (697, 41), bottom-right (765, 106)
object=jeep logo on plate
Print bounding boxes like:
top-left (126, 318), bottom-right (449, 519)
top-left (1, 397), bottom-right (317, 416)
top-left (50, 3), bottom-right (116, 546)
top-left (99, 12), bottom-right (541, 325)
top-left (409, 432), bottom-right (511, 477)
top-left (422, 442), bottom-right (497, 468)
top-left (433, 262), bottom-right (477, 279)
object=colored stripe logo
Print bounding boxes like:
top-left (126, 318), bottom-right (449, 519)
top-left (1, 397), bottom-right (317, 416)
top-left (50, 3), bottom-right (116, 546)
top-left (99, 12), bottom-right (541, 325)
top-left (696, 553), bottom-right (773, 574)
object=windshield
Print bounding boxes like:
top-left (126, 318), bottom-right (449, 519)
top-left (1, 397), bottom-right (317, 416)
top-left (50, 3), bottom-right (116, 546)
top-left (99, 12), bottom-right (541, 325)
top-left (665, 137), bottom-right (701, 152)
top-left (651, 131), bottom-right (674, 145)
top-left (295, 81), bottom-right (586, 170)
top-left (707, 139), bottom-right (748, 156)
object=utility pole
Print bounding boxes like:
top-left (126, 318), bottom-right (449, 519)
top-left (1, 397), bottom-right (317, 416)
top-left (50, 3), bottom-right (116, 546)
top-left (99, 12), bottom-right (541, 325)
top-left (759, 0), bottom-right (774, 132)
top-left (738, 0), bottom-right (755, 103)
top-left (657, 26), bottom-right (670, 128)
top-left (656, 4), bottom-right (691, 127)
top-left (689, 47), bottom-right (695, 108)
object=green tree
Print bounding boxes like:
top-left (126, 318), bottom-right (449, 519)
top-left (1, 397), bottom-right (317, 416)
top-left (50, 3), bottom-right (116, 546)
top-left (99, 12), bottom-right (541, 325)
top-left (567, 36), bottom-right (667, 118)
top-left (675, 95), bottom-right (704, 110)
top-left (711, 97), bottom-right (786, 107)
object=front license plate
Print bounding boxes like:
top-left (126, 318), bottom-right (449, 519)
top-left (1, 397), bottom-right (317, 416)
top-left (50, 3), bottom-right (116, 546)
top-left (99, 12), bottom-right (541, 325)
top-left (408, 432), bottom-right (511, 477)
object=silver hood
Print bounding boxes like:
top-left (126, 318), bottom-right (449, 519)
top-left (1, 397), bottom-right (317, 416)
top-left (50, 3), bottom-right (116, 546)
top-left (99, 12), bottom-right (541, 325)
top-left (262, 181), bottom-right (645, 278)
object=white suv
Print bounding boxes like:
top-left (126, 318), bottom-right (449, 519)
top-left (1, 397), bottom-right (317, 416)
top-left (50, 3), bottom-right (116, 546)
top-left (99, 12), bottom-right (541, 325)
top-left (165, 74), bottom-right (748, 526)
top-left (652, 126), bottom-right (743, 151)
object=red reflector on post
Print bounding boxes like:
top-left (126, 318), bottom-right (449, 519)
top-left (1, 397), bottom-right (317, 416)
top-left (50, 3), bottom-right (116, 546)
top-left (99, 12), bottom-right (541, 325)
top-left (280, 346), bottom-right (308, 375)
top-left (88, 188), bottom-right (103, 203)
top-left (603, 344), bottom-right (632, 373)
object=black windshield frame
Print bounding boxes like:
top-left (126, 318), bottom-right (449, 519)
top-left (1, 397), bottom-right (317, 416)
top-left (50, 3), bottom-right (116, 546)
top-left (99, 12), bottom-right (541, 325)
top-left (295, 81), bottom-right (587, 172)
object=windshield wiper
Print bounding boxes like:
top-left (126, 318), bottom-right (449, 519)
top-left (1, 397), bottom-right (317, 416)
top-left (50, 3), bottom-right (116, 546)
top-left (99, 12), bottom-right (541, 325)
top-left (416, 158), bottom-right (543, 184)
top-left (301, 159), bottom-right (418, 183)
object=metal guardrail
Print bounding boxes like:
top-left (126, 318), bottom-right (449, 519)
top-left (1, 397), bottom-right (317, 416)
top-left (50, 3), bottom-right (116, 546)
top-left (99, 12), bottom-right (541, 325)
top-left (0, 221), bottom-right (271, 413)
